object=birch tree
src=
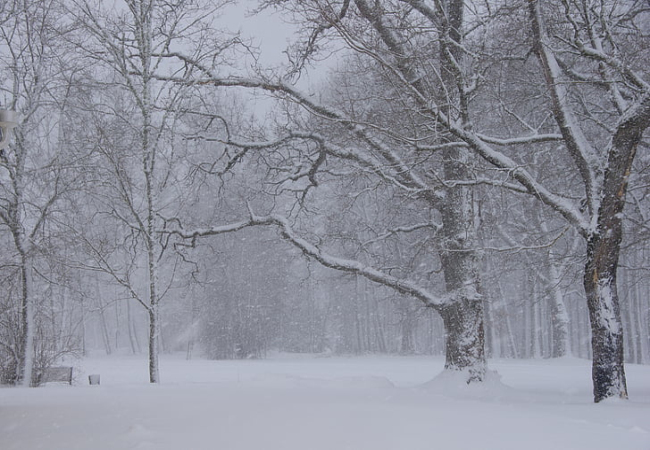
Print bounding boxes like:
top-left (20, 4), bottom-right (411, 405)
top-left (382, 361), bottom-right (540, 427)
top-left (68, 0), bottom-right (235, 383)
top-left (0, 0), bottom-right (83, 386)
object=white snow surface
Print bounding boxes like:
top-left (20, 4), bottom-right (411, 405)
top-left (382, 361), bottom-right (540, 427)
top-left (1, 353), bottom-right (649, 450)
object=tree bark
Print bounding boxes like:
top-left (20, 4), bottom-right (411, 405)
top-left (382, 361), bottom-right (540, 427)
top-left (585, 93), bottom-right (650, 401)
top-left (439, 297), bottom-right (485, 381)
top-left (148, 305), bottom-right (160, 383)
top-left (439, 145), bottom-right (486, 381)
top-left (583, 169), bottom-right (631, 400)
top-left (18, 256), bottom-right (34, 387)
top-left (584, 233), bottom-right (627, 401)
top-left (546, 260), bottom-right (570, 358)
top-left (436, 0), bottom-right (486, 382)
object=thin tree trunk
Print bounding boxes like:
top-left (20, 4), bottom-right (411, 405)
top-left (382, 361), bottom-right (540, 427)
top-left (81, 296), bottom-right (87, 356)
top-left (548, 262), bottom-right (570, 357)
top-left (99, 304), bottom-right (112, 356)
top-left (19, 257), bottom-right (34, 387)
top-left (126, 297), bottom-right (139, 354)
top-left (114, 298), bottom-right (120, 351)
top-left (373, 300), bottom-right (387, 353)
top-left (630, 255), bottom-right (646, 364)
top-left (532, 287), bottom-right (542, 359)
top-left (400, 308), bottom-right (415, 354)
top-left (148, 304), bottom-right (160, 383)
top-left (494, 279), bottom-right (518, 358)
top-left (634, 280), bottom-right (648, 364)
top-left (523, 275), bottom-right (532, 359)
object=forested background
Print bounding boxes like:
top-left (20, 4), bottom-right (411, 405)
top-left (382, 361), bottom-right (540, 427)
top-left (0, 0), bottom-right (648, 400)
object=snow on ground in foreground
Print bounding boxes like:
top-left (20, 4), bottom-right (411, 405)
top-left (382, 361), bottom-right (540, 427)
top-left (1, 354), bottom-right (649, 450)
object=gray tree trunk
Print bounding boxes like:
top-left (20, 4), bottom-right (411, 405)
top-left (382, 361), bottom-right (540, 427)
top-left (18, 256), bottom-right (34, 387)
top-left (582, 94), bottom-right (650, 401)
top-left (439, 145), bottom-right (485, 381)
top-left (437, 0), bottom-right (486, 382)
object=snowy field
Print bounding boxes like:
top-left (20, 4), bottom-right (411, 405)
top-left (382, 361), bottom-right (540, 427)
top-left (1, 354), bottom-right (649, 450)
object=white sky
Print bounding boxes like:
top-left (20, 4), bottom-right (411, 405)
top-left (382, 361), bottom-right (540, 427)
top-left (219, 0), bottom-right (337, 88)
top-left (220, 1), bottom-right (296, 68)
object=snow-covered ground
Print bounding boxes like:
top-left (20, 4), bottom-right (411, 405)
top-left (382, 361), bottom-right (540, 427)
top-left (1, 353), bottom-right (649, 450)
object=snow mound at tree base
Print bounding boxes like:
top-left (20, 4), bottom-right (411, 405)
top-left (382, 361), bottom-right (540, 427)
top-left (419, 368), bottom-right (516, 400)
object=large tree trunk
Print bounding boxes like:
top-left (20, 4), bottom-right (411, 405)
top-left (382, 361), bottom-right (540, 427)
top-left (583, 95), bottom-right (650, 401)
top-left (439, 297), bottom-right (485, 381)
top-left (584, 232), bottom-right (627, 402)
top-left (583, 144), bottom-right (632, 401)
top-left (439, 145), bottom-right (486, 382)
top-left (434, 0), bottom-right (486, 382)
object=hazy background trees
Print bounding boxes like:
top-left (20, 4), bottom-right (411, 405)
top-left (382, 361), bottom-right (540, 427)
top-left (0, 0), bottom-right (648, 402)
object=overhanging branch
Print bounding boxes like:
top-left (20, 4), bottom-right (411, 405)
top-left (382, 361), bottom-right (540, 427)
top-left (164, 211), bottom-right (448, 309)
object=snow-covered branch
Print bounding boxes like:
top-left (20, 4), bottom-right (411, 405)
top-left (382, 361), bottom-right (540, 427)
top-left (415, 133), bottom-right (565, 151)
top-left (529, 0), bottom-right (601, 216)
top-left (456, 129), bottom-right (591, 234)
top-left (476, 133), bottom-right (565, 146)
top-left (249, 213), bottom-right (446, 308)
top-left (575, 42), bottom-right (649, 92)
top-left (155, 15), bottom-right (592, 235)
top-left (165, 212), bottom-right (447, 308)
top-left (163, 219), bottom-right (254, 242)
top-left (362, 221), bottom-right (442, 246)
top-left (222, 132), bottom-right (436, 198)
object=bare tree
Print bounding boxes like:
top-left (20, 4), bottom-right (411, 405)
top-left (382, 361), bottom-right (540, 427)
top-left (156, 0), bottom-right (649, 401)
top-left (524, 0), bottom-right (649, 401)
top-left (67, 0), bottom-right (236, 382)
top-left (0, 0), bottom-right (84, 386)
top-left (260, 0), bottom-right (650, 402)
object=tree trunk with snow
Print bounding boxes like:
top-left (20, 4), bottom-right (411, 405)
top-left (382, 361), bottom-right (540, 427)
top-left (527, 0), bottom-right (650, 400)
top-left (584, 233), bottom-right (627, 401)
top-left (436, 0), bottom-right (486, 382)
top-left (18, 256), bottom-right (34, 387)
top-left (548, 263), bottom-right (570, 358)
top-left (587, 92), bottom-right (650, 400)
top-left (148, 304), bottom-right (160, 383)
top-left (581, 112), bottom-right (646, 400)
top-left (439, 298), bottom-right (485, 381)
top-left (437, 148), bottom-right (485, 380)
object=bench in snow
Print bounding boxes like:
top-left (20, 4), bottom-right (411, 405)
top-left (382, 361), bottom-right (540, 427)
top-left (38, 366), bottom-right (73, 385)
